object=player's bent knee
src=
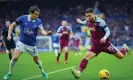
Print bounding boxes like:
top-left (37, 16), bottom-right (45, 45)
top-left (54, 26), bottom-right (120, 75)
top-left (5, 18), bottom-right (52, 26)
top-left (12, 54), bottom-right (19, 61)
top-left (115, 52), bottom-right (124, 59)
top-left (12, 57), bottom-right (18, 61)
top-left (64, 47), bottom-right (69, 52)
top-left (8, 50), bottom-right (12, 53)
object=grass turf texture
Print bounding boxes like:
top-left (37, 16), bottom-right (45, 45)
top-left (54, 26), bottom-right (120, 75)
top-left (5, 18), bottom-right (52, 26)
top-left (0, 50), bottom-right (133, 80)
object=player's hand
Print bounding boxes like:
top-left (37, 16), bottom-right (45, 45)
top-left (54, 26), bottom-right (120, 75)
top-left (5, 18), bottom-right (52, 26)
top-left (47, 31), bottom-right (53, 36)
top-left (7, 35), bottom-right (11, 41)
top-left (76, 18), bottom-right (82, 23)
top-left (100, 37), bottom-right (106, 43)
top-left (59, 33), bottom-right (63, 36)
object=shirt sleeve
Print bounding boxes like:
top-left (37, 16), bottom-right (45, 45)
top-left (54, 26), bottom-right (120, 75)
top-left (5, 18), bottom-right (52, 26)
top-left (38, 24), bottom-right (44, 30)
top-left (57, 27), bottom-right (61, 33)
top-left (99, 19), bottom-right (110, 39)
top-left (38, 19), bottom-right (44, 30)
top-left (69, 27), bottom-right (73, 33)
top-left (15, 16), bottom-right (23, 25)
top-left (81, 20), bottom-right (87, 25)
top-left (99, 19), bottom-right (106, 27)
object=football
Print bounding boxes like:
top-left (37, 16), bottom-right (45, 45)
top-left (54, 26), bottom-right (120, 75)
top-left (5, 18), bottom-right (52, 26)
top-left (99, 69), bottom-right (109, 79)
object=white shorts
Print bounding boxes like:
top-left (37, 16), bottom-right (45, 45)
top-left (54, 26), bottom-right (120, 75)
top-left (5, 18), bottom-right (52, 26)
top-left (16, 41), bottom-right (38, 56)
top-left (53, 43), bottom-right (59, 48)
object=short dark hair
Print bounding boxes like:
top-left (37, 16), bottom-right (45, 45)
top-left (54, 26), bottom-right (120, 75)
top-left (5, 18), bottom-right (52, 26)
top-left (29, 5), bottom-right (40, 13)
top-left (85, 8), bottom-right (93, 13)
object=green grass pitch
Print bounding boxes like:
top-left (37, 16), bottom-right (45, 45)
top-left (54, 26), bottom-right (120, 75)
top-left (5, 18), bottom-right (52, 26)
top-left (0, 50), bottom-right (133, 80)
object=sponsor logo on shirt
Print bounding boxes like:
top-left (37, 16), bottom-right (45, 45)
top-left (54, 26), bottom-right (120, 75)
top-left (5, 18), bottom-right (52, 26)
top-left (24, 28), bottom-right (34, 34)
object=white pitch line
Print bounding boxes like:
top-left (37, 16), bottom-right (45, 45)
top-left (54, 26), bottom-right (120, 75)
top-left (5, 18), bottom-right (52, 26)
top-left (22, 66), bottom-right (75, 80)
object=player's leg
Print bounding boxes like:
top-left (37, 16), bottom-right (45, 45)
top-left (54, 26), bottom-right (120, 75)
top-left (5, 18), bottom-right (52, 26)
top-left (4, 41), bottom-right (24, 80)
top-left (75, 45), bottom-right (81, 56)
top-left (10, 49), bottom-right (22, 73)
top-left (9, 41), bottom-right (16, 59)
top-left (64, 46), bottom-right (69, 64)
top-left (53, 43), bottom-right (59, 57)
top-left (53, 48), bottom-right (58, 56)
top-left (74, 46), bottom-right (78, 56)
top-left (56, 44), bottom-right (63, 63)
top-left (72, 51), bottom-right (97, 79)
top-left (78, 45), bottom-right (81, 55)
top-left (103, 42), bottom-right (131, 59)
top-left (71, 44), bottom-right (99, 79)
top-left (4, 49), bottom-right (22, 80)
top-left (114, 44), bottom-right (131, 59)
top-left (7, 49), bottom-right (13, 60)
top-left (5, 43), bottom-right (13, 60)
top-left (33, 56), bottom-right (48, 78)
top-left (27, 46), bottom-right (48, 78)
top-left (8, 46), bottom-right (15, 61)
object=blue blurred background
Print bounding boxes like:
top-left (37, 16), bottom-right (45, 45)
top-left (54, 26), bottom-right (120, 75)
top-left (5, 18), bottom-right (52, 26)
top-left (0, 0), bottom-right (133, 52)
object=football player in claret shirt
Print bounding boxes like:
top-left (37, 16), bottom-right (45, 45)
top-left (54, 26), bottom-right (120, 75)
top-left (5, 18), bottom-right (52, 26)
top-left (56, 21), bottom-right (73, 64)
top-left (73, 33), bottom-right (82, 56)
top-left (71, 8), bottom-right (131, 79)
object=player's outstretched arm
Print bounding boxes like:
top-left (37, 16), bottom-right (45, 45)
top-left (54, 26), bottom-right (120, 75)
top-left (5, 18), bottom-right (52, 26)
top-left (39, 28), bottom-right (47, 35)
top-left (76, 18), bottom-right (87, 25)
top-left (8, 22), bottom-right (17, 40)
top-left (38, 25), bottom-right (52, 36)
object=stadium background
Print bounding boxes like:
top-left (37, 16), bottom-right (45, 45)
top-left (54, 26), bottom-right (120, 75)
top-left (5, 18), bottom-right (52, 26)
top-left (0, 0), bottom-right (133, 80)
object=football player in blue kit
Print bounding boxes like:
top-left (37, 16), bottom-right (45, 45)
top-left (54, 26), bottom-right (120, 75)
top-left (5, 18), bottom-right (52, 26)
top-left (4, 6), bottom-right (52, 80)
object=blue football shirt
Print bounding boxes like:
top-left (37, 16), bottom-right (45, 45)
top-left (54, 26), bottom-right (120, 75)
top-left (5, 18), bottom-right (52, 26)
top-left (51, 34), bottom-right (59, 44)
top-left (16, 15), bottom-right (43, 46)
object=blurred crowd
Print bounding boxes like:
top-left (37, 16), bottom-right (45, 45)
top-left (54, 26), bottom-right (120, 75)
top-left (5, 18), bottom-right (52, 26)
top-left (0, 2), bottom-right (133, 48)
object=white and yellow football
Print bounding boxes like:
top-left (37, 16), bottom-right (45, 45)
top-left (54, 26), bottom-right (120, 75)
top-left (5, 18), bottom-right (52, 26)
top-left (99, 69), bottom-right (109, 79)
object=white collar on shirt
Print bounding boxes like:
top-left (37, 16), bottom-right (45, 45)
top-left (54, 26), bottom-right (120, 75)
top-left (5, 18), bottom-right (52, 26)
top-left (27, 15), bottom-right (36, 22)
